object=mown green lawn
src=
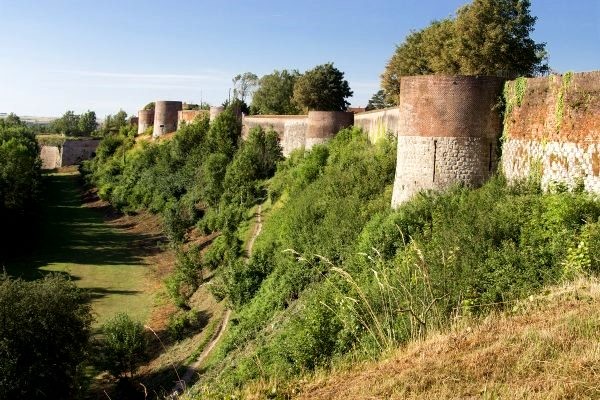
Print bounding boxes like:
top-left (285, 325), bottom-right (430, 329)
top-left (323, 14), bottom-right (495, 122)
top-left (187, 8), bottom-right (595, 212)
top-left (5, 172), bottom-right (154, 326)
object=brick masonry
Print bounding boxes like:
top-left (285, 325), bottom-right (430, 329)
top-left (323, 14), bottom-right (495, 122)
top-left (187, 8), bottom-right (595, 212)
top-left (354, 107), bottom-right (401, 142)
top-left (501, 71), bottom-right (600, 192)
top-left (391, 75), bottom-right (505, 208)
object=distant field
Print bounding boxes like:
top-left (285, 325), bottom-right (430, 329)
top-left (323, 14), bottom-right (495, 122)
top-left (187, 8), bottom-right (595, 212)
top-left (5, 172), bottom-right (156, 326)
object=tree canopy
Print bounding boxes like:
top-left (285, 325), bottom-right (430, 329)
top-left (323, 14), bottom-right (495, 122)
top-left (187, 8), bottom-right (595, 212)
top-left (381, 0), bottom-right (547, 104)
top-left (232, 72), bottom-right (259, 103)
top-left (50, 110), bottom-right (98, 136)
top-left (292, 63), bottom-right (353, 112)
top-left (0, 275), bottom-right (92, 399)
top-left (366, 90), bottom-right (394, 111)
top-left (250, 69), bottom-right (301, 115)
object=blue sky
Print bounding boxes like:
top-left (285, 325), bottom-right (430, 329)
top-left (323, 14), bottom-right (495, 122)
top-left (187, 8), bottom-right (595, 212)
top-left (0, 0), bottom-right (598, 118)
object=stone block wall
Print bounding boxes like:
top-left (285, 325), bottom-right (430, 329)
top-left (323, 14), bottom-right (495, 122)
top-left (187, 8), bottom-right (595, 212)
top-left (40, 146), bottom-right (61, 169)
top-left (39, 138), bottom-right (101, 169)
top-left (177, 110), bottom-right (209, 128)
top-left (242, 112), bottom-right (352, 156)
top-left (501, 71), bottom-right (600, 192)
top-left (153, 101), bottom-right (182, 138)
top-left (353, 107), bottom-right (401, 142)
top-left (138, 109), bottom-right (154, 135)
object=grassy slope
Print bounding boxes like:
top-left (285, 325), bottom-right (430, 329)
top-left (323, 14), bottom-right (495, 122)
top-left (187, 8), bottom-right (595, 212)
top-left (253, 277), bottom-right (600, 399)
top-left (4, 172), bottom-right (155, 325)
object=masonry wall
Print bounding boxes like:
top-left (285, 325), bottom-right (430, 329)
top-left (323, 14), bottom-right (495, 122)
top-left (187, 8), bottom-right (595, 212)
top-left (153, 101), bottom-right (182, 138)
top-left (61, 139), bottom-right (101, 166)
top-left (501, 71), bottom-right (600, 193)
top-left (39, 138), bottom-right (100, 169)
top-left (353, 107), bottom-right (401, 142)
top-left (391, 75), bottom-right (505, 207)
top-left (40, 146), bottom-right (61, 169)
top-left (178, 110), bottom-right (209, 128)
top-left (138, 109), bottom-right (154, 135)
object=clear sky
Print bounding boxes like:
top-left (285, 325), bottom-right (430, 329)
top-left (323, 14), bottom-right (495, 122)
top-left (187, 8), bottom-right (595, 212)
top-left (0, 0), bottom-right (598, 118)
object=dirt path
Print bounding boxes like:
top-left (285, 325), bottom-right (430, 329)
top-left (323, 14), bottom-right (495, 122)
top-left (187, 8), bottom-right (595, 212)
top-left (171, 204), bottom-right (263, 396)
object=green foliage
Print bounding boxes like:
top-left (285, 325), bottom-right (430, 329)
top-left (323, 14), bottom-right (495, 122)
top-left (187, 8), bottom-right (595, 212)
top-left (0, 118), bottom-right (41, 260)
top-left (0, 274), bottom-right (92, 399)
top-left (232, 72), bottom-right (259, 103)
top-left (365, 89), bottom-right (394, 111)
top-left (202, 138), bottom-right (600, 392)
top-left (97, 313), bottom-right (147, 379)
top-left (166, 246), bottom-right (203, 308)
top-left (382, 0), bottom-right (547, 104)
top-left (555, 71), bottom-right (574, 132)
top-left (251, 69), bottom-right (302, 115)
top-left (293, 63), bottom-right (353, 111)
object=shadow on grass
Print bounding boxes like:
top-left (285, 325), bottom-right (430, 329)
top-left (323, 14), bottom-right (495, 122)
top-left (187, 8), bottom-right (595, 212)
top-left (3, 173), bottom-right (166, 280)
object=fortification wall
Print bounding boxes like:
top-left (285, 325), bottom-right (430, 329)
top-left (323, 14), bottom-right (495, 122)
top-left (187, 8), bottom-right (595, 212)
top-left (153, 101), bottom-right (182, 138)
top-left (242, 111), bottom-right (352, 156)
top-left (61, 139), bottom-right (101, 166)
top-left (178, 110), bottom-right (209, 128)
top-left (391, 75), bottom-right (505, 207)
top-left (242, 115), bottom-right (308, 156)
top-left (40, 146), bottom-right (61, 169)
top-left (354, 107), bottom-right (401, 142)
top-left (39, 138), bottom-right (100, 169)
top-left (138, 109), bottom-right (154, 135)
top-left (306, 111), bottom-right (354, 149)
top-left (501, 71), bottom-right (600, 192)
top-left (209, 106), bottom-right (225, 122)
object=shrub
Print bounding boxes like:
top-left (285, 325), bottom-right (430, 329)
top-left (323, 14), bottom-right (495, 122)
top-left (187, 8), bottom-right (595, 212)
top-left (0, 274), bottom-right (92, 399)
top-left (97, 313), bottom-right (147, 379)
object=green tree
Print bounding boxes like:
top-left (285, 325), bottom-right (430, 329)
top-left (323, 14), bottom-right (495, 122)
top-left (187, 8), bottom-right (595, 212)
top-left (250, 69), bottom-right (302, 115)
top-left (0, 275), bottom-right (93, 399)
top-left (453, 0), bottom-right (548, 76)
top-left (97, 313), bottom-right (147, 379)
top-left (52, 110), bottom-right (81, 136)
top-left (381, 0), bottom-right (547, 104)
top-left (293, 63), bottom-right (353, 112)
top-left (78, 110), bottom-right (98, 136)
top-left (232, 72), bottom-right (259, 103)
top-left (366, 89), bottom-right (394, 111)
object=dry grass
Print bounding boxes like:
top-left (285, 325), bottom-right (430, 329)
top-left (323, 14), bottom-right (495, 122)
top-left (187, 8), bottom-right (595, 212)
top-left (243, 278), bottom-right (600, 400)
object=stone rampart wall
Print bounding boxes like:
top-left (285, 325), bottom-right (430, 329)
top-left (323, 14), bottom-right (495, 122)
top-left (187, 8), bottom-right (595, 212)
top-left (501, 71), bottom-right (600, 192)
top-left (353, 107), bottom-right (401, 142)
top-left (39, 139), bottom-right (101, 169)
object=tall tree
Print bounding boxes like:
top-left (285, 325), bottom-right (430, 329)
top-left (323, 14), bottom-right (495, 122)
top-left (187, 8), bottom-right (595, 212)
top-left (292, 63), bottom-right (353, 112)
top-left (232, 72), bottom-right (259, 103)
top-left (250, 69), bottom-right (301, 115)
top-left (51, 111), bottom-right (81, 136)
top-left (366, 90), bottom-right (394, 111)
top-left (453, 0), bottom-right (548, 76)
top-left (381, 0), bottom-right (547, 104)
top-left (78, 110), bottom-right (98, 136)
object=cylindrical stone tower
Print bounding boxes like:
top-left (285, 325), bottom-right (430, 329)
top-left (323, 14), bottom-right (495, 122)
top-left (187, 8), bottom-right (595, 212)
top-left (305, 111), bottom-right (354, 150)
top-left (153, 101), bottom-right (182, 138)
top-left (137, 109), bottom-right (154, 135)
top-left (391, 75), bottom-right (505, 207)
top-left (209, 106), bottom-right (225, 122)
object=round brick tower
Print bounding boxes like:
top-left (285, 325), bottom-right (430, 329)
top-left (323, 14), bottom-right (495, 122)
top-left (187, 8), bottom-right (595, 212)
top-left (137, 109), bottom-right (154, 135)
top-left (152, 101), bottom-right (182, 138)
top-left (391, 75), bottom-right (505, 207)
top-left (305, 111), bottom-right (354, 150)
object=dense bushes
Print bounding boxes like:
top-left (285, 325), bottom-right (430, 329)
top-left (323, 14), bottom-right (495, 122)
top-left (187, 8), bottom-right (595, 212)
top-left (96, 313), bottom-right (148, 379)
top-left (0, 116), bottom-right (41, 260)
top-left (0, 274), bottom-right (93, 399)
top-left (83, 111), bottom-right (283, 308)
top-left (197, 130), bottom-right (599, 393)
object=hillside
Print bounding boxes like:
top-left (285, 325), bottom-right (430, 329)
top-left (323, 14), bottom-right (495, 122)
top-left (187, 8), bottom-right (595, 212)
top-left (248, 278), bottom-right (600, 399)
